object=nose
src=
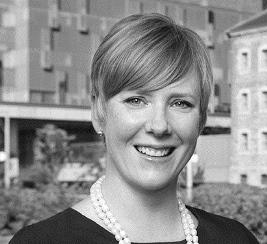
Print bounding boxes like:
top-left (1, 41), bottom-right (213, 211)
top-left (145, 106), bottom-right (171, 136)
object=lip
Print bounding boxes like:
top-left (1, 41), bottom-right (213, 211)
top-left (134, 144), bottom-right (176, 159)
top-left (134, 144), bottom-right (177, 149)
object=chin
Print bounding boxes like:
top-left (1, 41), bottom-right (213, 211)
top-left (132, 173), bottom-right (178, 193)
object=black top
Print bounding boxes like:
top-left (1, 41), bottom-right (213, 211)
top-left (9, 206), bottom-right (259, 244)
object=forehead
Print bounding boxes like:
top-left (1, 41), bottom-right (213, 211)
top-left (133, 68), bottom-right (200, 95)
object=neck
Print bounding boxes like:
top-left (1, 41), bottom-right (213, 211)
top-left (101, 174), bottom-right (184, 242)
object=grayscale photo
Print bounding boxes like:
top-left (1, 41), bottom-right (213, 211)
top-left (0, 0), bottom-right (266, 244)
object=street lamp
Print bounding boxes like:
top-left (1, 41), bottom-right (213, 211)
top-left (0, 151), bottom-right (7, 162)
top-left (186, 153), bottom-right (199, 201)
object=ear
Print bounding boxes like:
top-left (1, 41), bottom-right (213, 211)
top-left (91, 94), bottom-right (106, 133)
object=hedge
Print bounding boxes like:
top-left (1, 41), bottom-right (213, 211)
top-left (0, 183), bottom-right (266, 243)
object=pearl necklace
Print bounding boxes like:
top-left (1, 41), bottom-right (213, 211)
top-left (90, 176), bottom-right (199, 244)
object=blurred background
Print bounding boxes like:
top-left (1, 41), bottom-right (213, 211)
top-left (0, 0), bottom-right (266, 243)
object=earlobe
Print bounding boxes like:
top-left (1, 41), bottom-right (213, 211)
top-left (91, 95), bottom-right (106, 133)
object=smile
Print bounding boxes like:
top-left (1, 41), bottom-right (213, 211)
top-left (135, 146), bottom-right (174, 157)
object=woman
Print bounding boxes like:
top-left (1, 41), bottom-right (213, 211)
top-left (10, 13), bottom-right (259, 244)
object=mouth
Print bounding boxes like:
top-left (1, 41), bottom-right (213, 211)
top-left (134, 145), bottom-right (175, 157)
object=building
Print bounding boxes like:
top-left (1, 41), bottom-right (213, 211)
top-left (226, 10), bottom-right (267, 187)
top-left (0, 0), bottom-right (263, 186)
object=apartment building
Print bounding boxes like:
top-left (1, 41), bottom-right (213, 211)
top-left (227, 10), bottom-right (267, 187)
top-left (0, 0), bottom-right (263, 170)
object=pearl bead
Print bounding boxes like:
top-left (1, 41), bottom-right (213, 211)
top-left (97, 212), bottom-right (105, 220)
top-left (110, 217), bottom-right (116, 223)
top-left (107, 223), bottom-right (113, 230)
top-left (189, 223), bottom-right (195, 229)
top-left (104, 218), bottom-right (110, 225)
top-left (102, 204), bottom-right (109, 212)
top-left (120, 230), bottom-right (127, 238)
top-left (186, 234), bottom-right (193, 242)
top-left (90, 176), bottom-right (198, 244)
top-left (114, 222), bottom-right (121, 230)
top-left (107, 211), bottom-right (113, 218)
top-left (184, 227), bottom-right (190, 235)
top-left (192, 235), bottom-right (198, 242)
top-left (124, 237), bottom-right (131, 244)
top-left (115, 234), bottom-right (121, 241)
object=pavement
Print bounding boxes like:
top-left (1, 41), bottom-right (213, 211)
top-left (0, 236), bottom-right (12, 244)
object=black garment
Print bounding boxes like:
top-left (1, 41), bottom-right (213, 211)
top-left (9, 206), bottom-right (259, 244)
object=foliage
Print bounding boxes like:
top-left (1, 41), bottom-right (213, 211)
top-left (0, 184), bottom-right (83, 236)
top-left (0, 183), bottom-right (266, 244)
top-left (186, 183), bottom-right (267, 244)
top-left (25, 124), bottom-right (75, 185)
top-left (34, 124), bottom-right (75, 167)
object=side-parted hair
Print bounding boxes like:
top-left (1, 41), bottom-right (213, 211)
top-left (91, 13), bottom-right (213, 132)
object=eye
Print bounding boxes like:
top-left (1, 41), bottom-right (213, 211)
top-left (171, 99), bottom-right (193, 109)
top-left (124, 97), bottom-right (147, 106)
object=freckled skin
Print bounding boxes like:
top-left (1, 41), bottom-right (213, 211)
top-left (95, 71), bottom-right (201, 192)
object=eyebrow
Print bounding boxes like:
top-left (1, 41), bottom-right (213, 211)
top-left (168, 92), bottom-right (198, 99)
top-left (137, 89), bottom-right (197, 97)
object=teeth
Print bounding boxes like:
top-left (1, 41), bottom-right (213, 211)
top-left (136, 146), bottom-right (171, 157)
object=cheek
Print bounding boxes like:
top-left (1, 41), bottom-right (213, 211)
top-left (172, 113), bottom-right (200, 140)
top-left (105, 107), bottom-right (144, 138)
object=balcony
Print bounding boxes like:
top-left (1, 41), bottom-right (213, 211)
top-left (0, 87), bottom-right (90, 107)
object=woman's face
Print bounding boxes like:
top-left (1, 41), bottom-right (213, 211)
top-left (96, 71), bottom-right (201, 191)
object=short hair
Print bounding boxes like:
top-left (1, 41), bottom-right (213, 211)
top-left (91, 13), bottom-right (213, 131)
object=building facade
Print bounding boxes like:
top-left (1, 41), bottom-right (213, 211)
top-left (0, 0), bottom-right (263, 172)
top-left (227, 10), bottom-right (267, 187)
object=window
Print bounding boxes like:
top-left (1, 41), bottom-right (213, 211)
top-left (205, 10), bottom-right (215, 48)
top-left (258, 46), bottom-right (267, 71)
top-left (41, 29), bottom-right (52, 51)
top-left (261, 49), bottom-right (267, 67)
top-left (239, 130), bottom-right (250, 153)
top-left (240, 174), bottom-right (247, 184)
top-left (0, 61), bottom-right (3, 89)
top-left (48, 0), bottom-right (60, 30)
top-left (238, 49), bottom-right (250, 74)
top-left (241, 52), bottom-right (248, 67)
top-left (55, 70), bottom-right (68, 104)
top-left (259, 88), bottom-right (267, 112)
top-left (208, 10), bottom-right (215, 25)
top-left (77, 14), bottom-right (88, 34)
top-left (237, 89), bottom-right (250, 113)
top-left (259, 130), bottom-right (267, 153)
top-left (263, 91), bottom-right (267, 109)
top-left (78, 0), bottom-right (90, 14)
top-left (261, 174), bottom-right (267, 185)
top-left (241, 92), bottom-right (248, 109)
top-left (241, 133), bottom-right (248, 151)
top-left (40, 50), bottom-right (52, 71)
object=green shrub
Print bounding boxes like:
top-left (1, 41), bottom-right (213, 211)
top-left (0, 183), bottom-right (266, 244)
top-left (186, 183), bottom-right (267, 244)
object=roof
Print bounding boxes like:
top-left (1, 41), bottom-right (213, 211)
top-left (226, 9), bottom-right (267, 37)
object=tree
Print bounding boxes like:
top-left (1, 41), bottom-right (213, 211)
top-left (32, 124), bottom-right (75, 184)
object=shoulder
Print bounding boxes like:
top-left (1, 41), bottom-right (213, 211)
top-left (9, 205), bottom-right (114, 244)
top-left (9, 208), bottom-right (73, 244)
top-left (188, 206), bottom-right (259, 244)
